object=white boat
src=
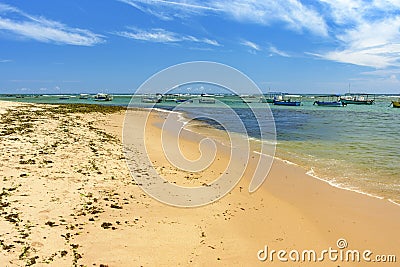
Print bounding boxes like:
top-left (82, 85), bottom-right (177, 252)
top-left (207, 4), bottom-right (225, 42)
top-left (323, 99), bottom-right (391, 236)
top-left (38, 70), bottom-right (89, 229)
top-left (241, 95), bottom-right (263, 103)
top-left (198, 93), bottom-right (216, 103)
top-left (94, 93), bottom-right (113, 101)
top-left (79, 94), bottom-right (90, 99)
top-left (201, 93), bottom-right (215, 97)
top-left (340, 94), bottom-right (374, 105)
top-left (199, 97), bottom-right (215, 104)
top-left (141, 94), bottom-right (162, 103)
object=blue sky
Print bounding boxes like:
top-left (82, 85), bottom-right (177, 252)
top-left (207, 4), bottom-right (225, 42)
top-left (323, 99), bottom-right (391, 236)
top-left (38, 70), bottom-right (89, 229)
top-left (1, 0), bottom-right (400, 94)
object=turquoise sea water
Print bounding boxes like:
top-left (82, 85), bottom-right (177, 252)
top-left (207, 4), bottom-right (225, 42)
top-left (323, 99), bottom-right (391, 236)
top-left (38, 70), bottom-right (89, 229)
top-left (2, 94), bottom-right (400, 204)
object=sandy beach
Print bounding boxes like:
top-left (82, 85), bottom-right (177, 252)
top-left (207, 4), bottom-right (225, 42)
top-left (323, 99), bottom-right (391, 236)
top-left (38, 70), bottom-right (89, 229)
top-left (0, 100), bottom-right (399, 266)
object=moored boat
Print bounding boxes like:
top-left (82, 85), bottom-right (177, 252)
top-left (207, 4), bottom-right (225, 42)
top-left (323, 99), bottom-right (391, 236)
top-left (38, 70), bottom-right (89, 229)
top-left (198, 93), bottom-right (216, 104)
top-left (94, 93), bottom-right (113, 101)
top-left (314, 101), bottom-right (343, 107)
top-left (313, 95), bottom-right (345, 107)
top-left (273, 100), bottom-right (301, 106)
top-left (340, 94), bottom-right (374, 105)
top-left (141, 94), bottom-right (162, 103)
top-left (199, 97), bottom-right (215, 104)
top-left (263, 92), bottom-right (283, 103)
top-left (263, 98), bottom-right (275, 103)
top-left (392, 101), bottom-right (400, 108)
top-left (241, 95), bottom-right (263, 103)
top-left (175, 98), bottom-right (193, 103)
top-left (79, 94), bottom-right (90, 99)
top-left (272, 94), bottom-right (301, 106)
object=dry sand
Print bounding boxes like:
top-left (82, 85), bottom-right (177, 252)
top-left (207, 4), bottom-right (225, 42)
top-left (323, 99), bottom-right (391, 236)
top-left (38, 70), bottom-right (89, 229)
top-left (0, 101), bottom-right (398, 266)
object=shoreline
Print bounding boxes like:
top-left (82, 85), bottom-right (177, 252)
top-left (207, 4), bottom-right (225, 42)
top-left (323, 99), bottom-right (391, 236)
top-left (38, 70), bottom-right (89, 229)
top-left (1, 101), bottom-right (399, 266)
top-left (149, 104), bottom-right (400, 207)
top-left (155, 104), bottom-right (400, 206)
top-left (1, 97), bottom-right (399, 205)
top-left (1, 98), bottom-right (398, 207)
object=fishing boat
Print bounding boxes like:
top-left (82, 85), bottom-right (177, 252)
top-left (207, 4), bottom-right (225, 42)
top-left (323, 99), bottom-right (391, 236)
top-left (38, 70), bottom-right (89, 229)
top-left (200, 93), bottom-right (215, 97)
top-left (162, 94), bottom-right (179, 102)
top-left (199, 93), bottom-right (216, 104)
top-left (273, 94), bottom-right (301, 106)
top-left (273, 100), bottom-right (301, 106)
top-left (94, 93), bottom-right (113, 101)
top-left (79, 94), bottom-right (90, 99)
top-left (199, 97), bottom-right (216, 104)
top-left (392, 100), bottom-right (400, 108)
top-left (313, 95), bottom-right (345, 107)
top-left (340, 94), bottom-right (374, 105)
top-left (241, 95), bottom-right (263, 103)
top-left (141, 94), bottom-right (162, 103)
top-left (263, 98), bottom-right (275, 103)
top-left (175, 98), bottom-right (193, 103)
top-left (263, 92), bottom-right (283, 103)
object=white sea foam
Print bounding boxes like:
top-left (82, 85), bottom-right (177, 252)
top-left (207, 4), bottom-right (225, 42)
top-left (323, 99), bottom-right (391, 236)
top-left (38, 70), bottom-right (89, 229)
top-left (254, 151), bottom-right (299, 166)
top-left (252, 150), bottom-right (390, 202)
top-left (388, 199), bottom-right (400, 207)
top-left (152, 107), bottom-right (178, 114)
top-left (305, 168), bottom-right (385, 200)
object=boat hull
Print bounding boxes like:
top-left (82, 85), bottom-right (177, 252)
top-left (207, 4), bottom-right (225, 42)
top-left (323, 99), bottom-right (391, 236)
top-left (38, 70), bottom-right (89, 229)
top-left (341, 99), bottom-right (374, 105)
top-left (141, 98), bottom-right (160, 103)
top-left (263, 99), bottom-right (275, 103)
top-left (392, 101), bottom-right (400, 108)
top-left (175, 99), bottom-right (193, 103)
top-left (314, 101), bottom-right (344, 107)
top-left (273, 100), bottom-right (301, 106)
top-left (199, 98), bottom-right (215, 104)
top-left (94, 93), bottom-right (113, 101)
top-left (94, 98), bottom-right (112, 101)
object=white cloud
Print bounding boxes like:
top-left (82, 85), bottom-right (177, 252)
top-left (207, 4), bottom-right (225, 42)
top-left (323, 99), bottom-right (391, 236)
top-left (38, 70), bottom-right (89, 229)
top-left (316, 1), bottom-right (400, 68)
top-left (119, 0), bottom-right (328, 36)
top-left (318, 0), bottom-right (365, 25)
top-left (269, 46), bottom-right (290, 57)
top-left (318, 49), bottom-right (393, 68)
top-left (118, 0), bottom-right (219, 20)
top-left (117, 28), bottom-right (180, 42)
top-left (119, 0), bottom-right (219, 12)
top-left (115, 27), bottom-right (220, 46)
top-left (361, 68), bottom-right (400, 76)
top-left (10, 79), bottom-right (53, 83)
top-left (202, 38), bottom-right (220, 46)
top-left (216, 1), bottom-right (327, 36)
top-left (0, 3), bottom-right (104, 46)
top-left (0, 59), bottom-right (12, 63)
top-left (121, 0), bottom-right (400, 69)
top-left (241, 40), bottom-right (261, 51)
